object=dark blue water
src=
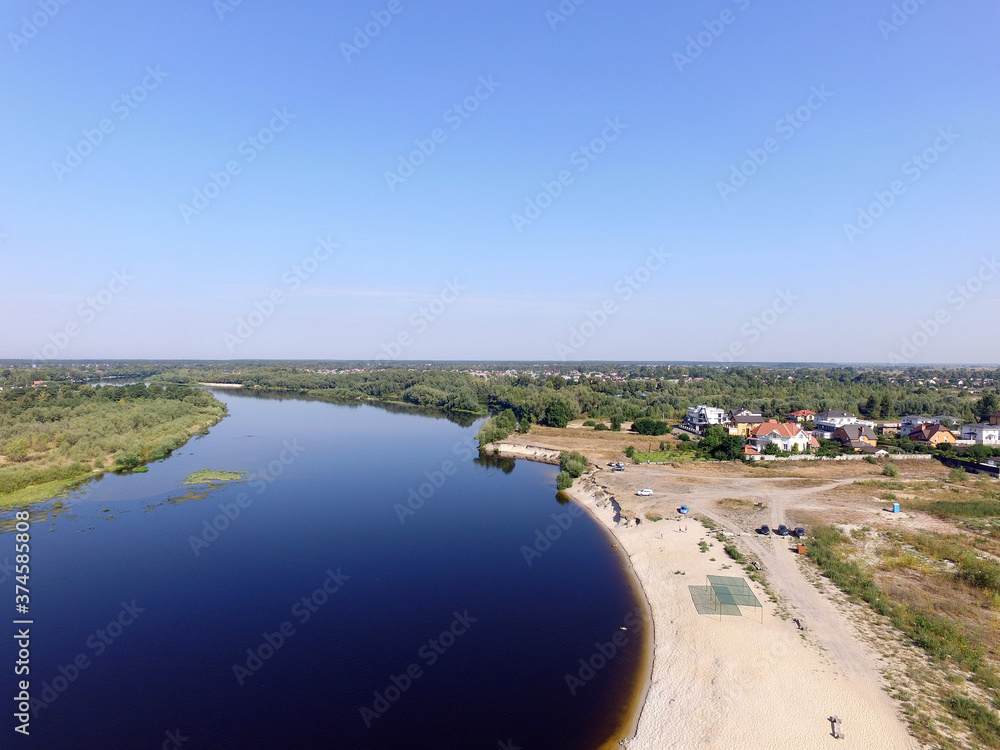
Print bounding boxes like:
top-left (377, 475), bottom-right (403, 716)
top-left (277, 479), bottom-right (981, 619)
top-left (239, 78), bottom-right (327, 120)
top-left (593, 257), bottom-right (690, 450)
top-left (2, 391), bottom-right (647, 749)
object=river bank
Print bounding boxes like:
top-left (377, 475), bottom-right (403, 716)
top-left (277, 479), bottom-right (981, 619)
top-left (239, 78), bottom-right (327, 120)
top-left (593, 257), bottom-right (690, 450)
top-left (486, 439), bottom-right (920, 750)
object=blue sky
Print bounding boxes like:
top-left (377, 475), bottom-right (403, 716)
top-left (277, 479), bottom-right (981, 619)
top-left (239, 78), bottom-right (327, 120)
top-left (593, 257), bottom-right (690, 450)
top-left (2, 0), bottom-right (998, 363)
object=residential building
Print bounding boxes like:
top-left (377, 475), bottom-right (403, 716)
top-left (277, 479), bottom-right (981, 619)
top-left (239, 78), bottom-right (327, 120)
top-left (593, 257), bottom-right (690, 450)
top-left (833, 424), bottom-right (878, 451)
top-left (727, 407), bottom-right (765, 438)
top-left (813, 410), bottom-right (858, 439)
top-left (989, 412), bottom-right (1000, 426)
top-left (751, 421), bottom-right (812, 453)
top-left (789, 409), bottom-right (816, 423)
top-left (961, 424), bottom-right (1000, 445)
top-left (686, 405), bottom-right (727, 432)
top-left (909, 423), bottom-right (957, 445)
top-left (900, 415), bottom-right (938, 438)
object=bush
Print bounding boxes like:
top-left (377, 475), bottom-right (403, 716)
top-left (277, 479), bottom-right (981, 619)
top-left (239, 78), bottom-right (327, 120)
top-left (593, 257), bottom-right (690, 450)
top-left (582, 420), bottom-right (596, 427)
top-left (556, 471), bottom-right (574, 490)
top-left (632, 417), bottom-right (669, 435)
top-left (883, 463), bottom-right (900, 477)
top-left (559, 451), bottom-right (589, 479)
top-left (949, 467), bottom-right (968, 483)
top-left (624, 446), bottom-right (635, 459)
top-left (594, 423), bottom-right (609, 431)
top-left (864, 455), bottom-right (878, 465)
top-left (610, 415), bottom-right (622, 432)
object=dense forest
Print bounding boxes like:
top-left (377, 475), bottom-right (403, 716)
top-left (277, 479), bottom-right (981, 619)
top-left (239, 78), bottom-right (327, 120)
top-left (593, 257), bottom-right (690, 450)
top-left (4, 362), bottom-right (996, 429)
top-left (0, 382), bottom-right (227, 504)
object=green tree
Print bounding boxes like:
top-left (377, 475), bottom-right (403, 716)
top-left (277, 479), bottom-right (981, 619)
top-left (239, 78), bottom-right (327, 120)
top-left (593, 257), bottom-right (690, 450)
top-left (610, 415), bottom-right (622, 432)
top-left (974, 393), bottom-right (999, 422)
top-left (543, 401), bottom-right (573, 428)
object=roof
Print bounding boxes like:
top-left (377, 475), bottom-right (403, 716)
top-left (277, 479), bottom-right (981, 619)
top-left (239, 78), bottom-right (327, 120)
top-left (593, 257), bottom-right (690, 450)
top-left (835, 424), bottom-right (877, 441)
top-left (751, 420), bottom-right (805, 439)
top-left (910, 423), bottom-right (954, 441)
top-left (789, 409), bottom-right (816, 417)
top-left (742, 445), bottom-right (760, 455)
top-left (815, 410), bottom-right (854, 419)
top-left (732, 414), bottom-right (766, 424)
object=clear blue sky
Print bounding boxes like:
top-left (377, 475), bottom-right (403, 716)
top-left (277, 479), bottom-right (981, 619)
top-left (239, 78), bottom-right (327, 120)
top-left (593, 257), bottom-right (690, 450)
top-left (2, 0), bottom-right (998, 363)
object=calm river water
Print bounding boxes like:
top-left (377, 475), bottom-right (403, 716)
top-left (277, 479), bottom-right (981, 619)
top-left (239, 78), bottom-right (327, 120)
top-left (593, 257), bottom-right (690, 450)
top-left (2, 390), bottom-right (646, 749)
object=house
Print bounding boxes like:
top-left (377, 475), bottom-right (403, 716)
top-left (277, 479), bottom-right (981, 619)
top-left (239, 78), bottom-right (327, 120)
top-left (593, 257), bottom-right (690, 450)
top-left (909, 423), bottom-right (957, 445)
top-left (727, 407), bottom-right (765, 437)
top-left (833, 424), bottom-right (878, 451)
top-left (900, 415), bottom-right (938, 438)
top-left (961, 424), bottom-right (1000, 445)
top-left (751, 421), bottom-right (812, 453)
top-left (989, 412), bottom-right (1000, 426)
top-left (742, 445), bottom-right (761, 458)
top-left (686, 405), bottom-right (727, 432)
top-left (813, 410), bottom-right (858, 439)
top-left (878, 422), bottom-right (901, 435)
top-left (789, 409), bottom-right (816, 423)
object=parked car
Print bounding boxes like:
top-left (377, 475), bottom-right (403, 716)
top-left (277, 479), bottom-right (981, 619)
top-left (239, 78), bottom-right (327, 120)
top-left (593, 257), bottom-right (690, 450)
top-left (678, 505), bottom-right (690, 514)
top-left (635, 489), bottom-right (653, 496)
top-left (793, 527), bottom-right (806, 538)
top-left (758, 525), bottom-right (771, 535)
top-left (775, 525), bottom-right (791, 536)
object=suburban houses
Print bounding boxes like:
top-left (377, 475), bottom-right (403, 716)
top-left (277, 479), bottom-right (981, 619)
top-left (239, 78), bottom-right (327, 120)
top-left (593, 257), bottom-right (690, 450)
top-left (679, 402), bottom-right (1000, 456)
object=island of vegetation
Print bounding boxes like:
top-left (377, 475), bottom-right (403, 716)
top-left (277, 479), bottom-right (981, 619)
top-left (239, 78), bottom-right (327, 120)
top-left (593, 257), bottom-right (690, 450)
top-left (0, 380), bottom-right (227, 508)
top-left (182, 469), bottom-right (247, 485)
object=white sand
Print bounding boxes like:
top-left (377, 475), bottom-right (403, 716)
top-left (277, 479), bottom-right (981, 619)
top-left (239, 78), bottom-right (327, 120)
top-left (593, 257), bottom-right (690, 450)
top-left (562, 472), bottom-right (918, 750)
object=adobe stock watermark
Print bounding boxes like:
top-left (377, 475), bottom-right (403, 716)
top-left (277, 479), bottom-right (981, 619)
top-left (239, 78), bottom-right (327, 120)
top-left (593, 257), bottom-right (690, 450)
top-left (394, 436), bottom-right (479, 524)
top-left (843, 127), bottom-right (958, 244)
top-left (510, 117), bottom-right (627, 233)
top-left (886, 255), bottom-right (998, 363)
top-left (673, 0), bottom-right (752, 72)
top-left (224, 237), bottom-right (336, 351)
top-left (33, 270), bottom-right (134, 361)
top-left (52, 66), bottom-right (169, 182)
top-left (178, 107), bottom-right (295, 223)
top-left (878, 0), bottom-right (931, 40)
top-left (716, 86), bottom-right (832, 201)
top-left (188, 439), bottom-right (305, 555)
top-left (214, 0), bottom-right (247, 22)
top-left (714, 289), bottom-right (798, 362)
top-left (376, 279), bottom-right (465, 360)
top-left (565, 608), bottom-right (643, 695)
top-left (385, 75), bottom-right (501, 192)
top-left (232, 567), bottom-right (349, 686)
top-left (341, 0), bottom-right (404, 62)
top-left (555, 246), bottom-right (669, 359)
top-left (8, 0), bottom-right (72, 53)
top-left (359, 610), bottom-right (477, 728)
top-left (520, 503), bottom-right (585, 565)
top-left (157, 729), bottom-right (189, 750)
top-left (546, 0), bottom-right (588, 31)
top-left (28, 600), bottom-right (145, 718)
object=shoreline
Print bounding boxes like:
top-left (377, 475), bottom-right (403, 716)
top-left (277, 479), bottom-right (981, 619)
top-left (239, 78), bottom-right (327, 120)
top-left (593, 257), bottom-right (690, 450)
top-left (486, 440), bottom-right (920, 750)
top-left (486, 442), bottom-right (654, 748)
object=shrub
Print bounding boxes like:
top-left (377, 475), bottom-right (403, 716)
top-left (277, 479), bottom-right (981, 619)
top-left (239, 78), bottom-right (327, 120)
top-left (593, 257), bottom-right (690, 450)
top-left (949, 467), bottom-right (968, 483)
top-left (632, 417), bottom-right (669, 435)
top-left (623, 446), bottom-right (635, 459)
top-left (556, 471), bottom-right (574, 490)
top-left (610, 415), bottom-right (622, 431)
top-left (582, 420), bottom-right (596, 427)
top-left (559, 451), bottom-right (589, 479)
top-left (883, 463), bottom-right (900, 477)
top-left (594, 423), bottom-right (609, 431)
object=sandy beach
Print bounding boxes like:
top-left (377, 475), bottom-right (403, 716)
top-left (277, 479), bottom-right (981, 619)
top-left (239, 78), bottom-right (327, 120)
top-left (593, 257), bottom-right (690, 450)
top-left (489, 440), bottom-right (921, 750)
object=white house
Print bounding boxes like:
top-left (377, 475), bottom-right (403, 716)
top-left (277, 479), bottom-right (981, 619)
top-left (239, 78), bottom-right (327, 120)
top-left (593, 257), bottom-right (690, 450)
top-left (900, 415), bottom-right (939, 437)
top-left (813, 410), bottom-right (858, 439)
top-left (751, 421), bottom-right (813, 453)
top-left (961, 424), bottom-right (1000, 445)
top-left (686, 405), bottom-right (727, 431)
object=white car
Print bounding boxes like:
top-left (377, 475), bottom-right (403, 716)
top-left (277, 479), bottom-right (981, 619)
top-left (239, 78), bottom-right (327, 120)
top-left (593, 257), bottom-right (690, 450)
top-left (635, 488), bottom-right (653, 496)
